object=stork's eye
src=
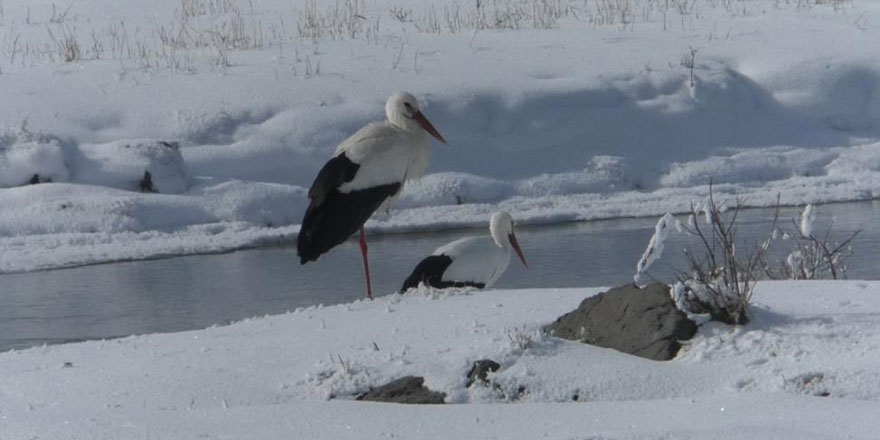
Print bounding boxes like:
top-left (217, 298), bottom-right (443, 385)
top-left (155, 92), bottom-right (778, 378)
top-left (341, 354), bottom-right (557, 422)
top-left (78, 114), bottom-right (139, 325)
top-left (404, 102), bottom-right (415, 116)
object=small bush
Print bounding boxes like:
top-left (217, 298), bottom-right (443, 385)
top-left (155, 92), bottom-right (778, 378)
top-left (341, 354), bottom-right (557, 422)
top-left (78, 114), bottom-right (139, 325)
top-left (764, 204), bottom-right (860, 280)
top-left (638, 184), bottom-right (861, 326)
top-left (47, 24), bottom-right (81, 63)
top-left (670, 185), bottom-right (774, 325)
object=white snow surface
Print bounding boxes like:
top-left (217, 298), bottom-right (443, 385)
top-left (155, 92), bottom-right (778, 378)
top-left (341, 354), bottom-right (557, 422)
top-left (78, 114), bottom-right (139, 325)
top-left (4, 0), bottom-right (880, 270)
top-left (0, 129), bottom-right (70, 186)
top-left (3, 281), bottom-right (879, 439)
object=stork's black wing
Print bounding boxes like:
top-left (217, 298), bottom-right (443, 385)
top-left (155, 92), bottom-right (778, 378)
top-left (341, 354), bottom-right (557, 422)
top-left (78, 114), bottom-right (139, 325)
top-left (297, 153), bottom-right (401, 264)
top-left (399, 255), bottom-right (486, 292)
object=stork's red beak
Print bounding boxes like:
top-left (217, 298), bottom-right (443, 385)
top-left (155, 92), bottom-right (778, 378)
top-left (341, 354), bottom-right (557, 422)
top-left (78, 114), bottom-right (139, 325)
top-left (413, 111), bottom-right (447, 145)
top-left (508, 232), bottom-right (528, 268)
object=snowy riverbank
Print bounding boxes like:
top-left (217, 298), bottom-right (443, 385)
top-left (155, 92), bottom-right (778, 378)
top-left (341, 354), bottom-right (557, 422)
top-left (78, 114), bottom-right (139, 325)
top-left (3, 281), bottom-right (879, 439)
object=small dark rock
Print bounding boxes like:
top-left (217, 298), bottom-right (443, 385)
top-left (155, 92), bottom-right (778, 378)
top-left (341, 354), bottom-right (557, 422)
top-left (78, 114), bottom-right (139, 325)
top-left (466, 359), bottom-right (501, 387)
top-left (26, 174), bottom-right (53, 185)
top-left (545, 283), bottom-right (697, 361)
top-left (138, 171), bottom-right (156, 193)
top-left (158, 141), bottom-right (180, 151)
top-left (357, 376), bottom-right (446, 404)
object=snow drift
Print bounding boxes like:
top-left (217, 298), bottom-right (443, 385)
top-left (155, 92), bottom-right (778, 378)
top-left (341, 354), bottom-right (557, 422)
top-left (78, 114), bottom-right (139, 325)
top-left (3, 0), bottom-right (880, 270)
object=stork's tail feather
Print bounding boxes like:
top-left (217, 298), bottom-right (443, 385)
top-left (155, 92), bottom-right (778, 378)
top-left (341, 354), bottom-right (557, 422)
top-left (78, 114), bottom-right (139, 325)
top-left (297, 204), bottom-right (330, 264)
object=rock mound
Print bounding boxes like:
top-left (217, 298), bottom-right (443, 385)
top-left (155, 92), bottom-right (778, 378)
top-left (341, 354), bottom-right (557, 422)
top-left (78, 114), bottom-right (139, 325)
top-left (357, 376), bottom-right (446, 404)
top-left (545, 283), bottom-right (697, 361)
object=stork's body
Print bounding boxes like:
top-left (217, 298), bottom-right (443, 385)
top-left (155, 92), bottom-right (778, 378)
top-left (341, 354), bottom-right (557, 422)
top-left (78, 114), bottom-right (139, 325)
top-left (297, 92), bottom-right (446, 299)
top-left (401, 212), bottom-right (528, 292)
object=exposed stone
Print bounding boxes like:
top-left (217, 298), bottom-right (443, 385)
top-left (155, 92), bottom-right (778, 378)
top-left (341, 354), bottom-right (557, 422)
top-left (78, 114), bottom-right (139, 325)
top-left (466, 359), bottom-right (501, 387)
top-left (545, 283), bottom-right (697, 361)
top-left (357, 376), bottom-right (446, 404)
top-left (139, 171), bottom-right (156, 193)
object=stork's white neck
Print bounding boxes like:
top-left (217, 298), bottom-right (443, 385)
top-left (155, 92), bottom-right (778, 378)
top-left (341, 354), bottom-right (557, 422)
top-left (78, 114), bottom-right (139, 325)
top-left (387, 110), bottom-right (414, 132)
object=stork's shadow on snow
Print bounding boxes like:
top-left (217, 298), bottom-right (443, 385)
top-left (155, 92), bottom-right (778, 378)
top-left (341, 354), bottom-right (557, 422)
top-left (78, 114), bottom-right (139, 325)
top-left (423, 61), bottom-right (880, 189)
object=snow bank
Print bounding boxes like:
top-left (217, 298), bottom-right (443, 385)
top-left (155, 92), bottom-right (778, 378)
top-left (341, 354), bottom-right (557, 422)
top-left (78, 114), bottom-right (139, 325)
top-left (3, 281), bottom-right (879, 439)
top-left (0, 131), bottom-right (189, 193)
top-left (73, 140), bottom-right (189, 193)
top-left (0, 130), bottom-right (70, 187)
top-left (399, 156), bottom-right (634, 208)
top-left (660, 147), bottom-right (838, 188)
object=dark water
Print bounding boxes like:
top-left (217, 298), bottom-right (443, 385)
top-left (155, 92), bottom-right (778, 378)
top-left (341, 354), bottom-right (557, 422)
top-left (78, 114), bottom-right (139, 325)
top-left (1, 201), bottom-right (877, 352)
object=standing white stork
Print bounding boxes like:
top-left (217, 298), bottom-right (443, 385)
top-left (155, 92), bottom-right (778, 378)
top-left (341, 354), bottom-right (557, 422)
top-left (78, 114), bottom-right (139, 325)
top-left (297, 91), bottom-right (447, 299)
top-left (400, 211), bottom-right (528, 292)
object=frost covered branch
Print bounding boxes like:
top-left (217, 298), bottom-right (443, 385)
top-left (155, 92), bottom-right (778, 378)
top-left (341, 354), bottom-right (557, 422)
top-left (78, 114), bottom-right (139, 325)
top-left (634, 212), bottom-right (677, 286)
top-left (764, 204), bottom-right (861, 280)
top-left (672, 185), bottom-right (778, 325)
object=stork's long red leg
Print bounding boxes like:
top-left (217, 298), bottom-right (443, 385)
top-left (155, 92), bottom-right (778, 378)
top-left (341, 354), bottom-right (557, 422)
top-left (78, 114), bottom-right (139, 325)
top-left (359, 227), bottom-right (373, 299)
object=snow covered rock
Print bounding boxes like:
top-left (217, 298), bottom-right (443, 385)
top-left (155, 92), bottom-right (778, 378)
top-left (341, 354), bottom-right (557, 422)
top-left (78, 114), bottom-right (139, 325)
top-left (545, 283), bottom-right (697, 361)
top-left (72, 140), bottom-right (189, 194)
top-left (0, 130), bottom-right (70, 187)
top-left (466, 359), bottom-right (501, 388)
top-left (356, 376), bottom-right (446, 404)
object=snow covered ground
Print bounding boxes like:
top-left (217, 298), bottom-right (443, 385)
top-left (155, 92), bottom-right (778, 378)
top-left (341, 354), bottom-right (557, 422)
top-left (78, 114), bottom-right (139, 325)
top-left (2, 0), bottom-right (880, 271)
top-left (3, 281), bottom-right (879, 439)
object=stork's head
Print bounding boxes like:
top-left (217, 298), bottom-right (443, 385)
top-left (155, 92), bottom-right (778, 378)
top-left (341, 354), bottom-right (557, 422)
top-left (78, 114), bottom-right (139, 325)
top-left (386, 92), bottom-right (447, 144)
top-left (490, 211), bottom-right (528, 268)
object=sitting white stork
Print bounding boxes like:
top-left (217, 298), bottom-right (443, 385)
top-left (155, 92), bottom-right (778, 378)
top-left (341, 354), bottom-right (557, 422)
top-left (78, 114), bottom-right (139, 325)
top-left (297, 92), bottom-right (447, 299)
top-left (400, 211), bottom-right (528, 292)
